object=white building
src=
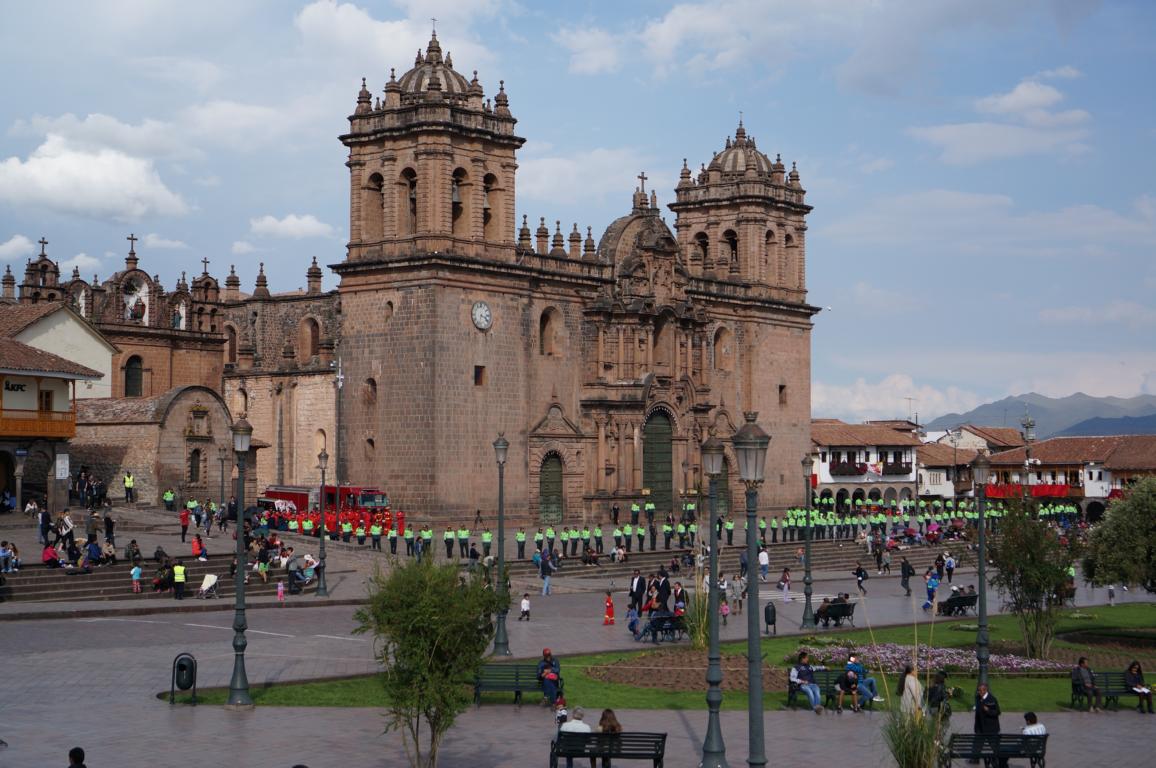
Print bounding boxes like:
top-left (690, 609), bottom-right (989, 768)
top-left (811, 420), bottom-right (921, 511)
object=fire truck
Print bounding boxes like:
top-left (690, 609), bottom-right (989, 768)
top-left (260, 484), bottom-right (390, 515)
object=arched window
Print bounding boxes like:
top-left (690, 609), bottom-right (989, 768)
top-left (722, 229), bottom-right (739, 267)
top-left (298, 318), bottom-right (320, 361)
top-left (764, 228), bottom-right (776, 279)
top-left (653, 318), bottom-right (674, 376)
top-left (124, 355), bottom-right (143, 397)
top-left (225, 326), bottom-right (238, 364)
top-left (209, 308), bottom-right (218, 333)
top-left (539, 308), bottom-right (561, 356)
top-left (713, 327), bottom-right (734, 372)
top-left (400, 168), bottom-right (418, 236)
top-left (188, 448), bottom-right (202, 485)
top-left (364, 172), bottom-right (384, 241)
top-left (482, 173), bottom-right (499, 241)
top-left (314, 429), bottom-right (327, 455)
top-left (363, 377), bottom-right (378, 406)
top-left (693, 232), bottom-right (709, 268)
top-left (451, 168), bottom-right (469, 239)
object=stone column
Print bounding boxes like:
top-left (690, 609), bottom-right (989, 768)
top-left (597, 328), bottom-right (605, 380)
top-left (617, 326), bottom-right (624, 379)
top-left (596, 417), bottom-right (607, 493)
top-left (615, 420), bottom-right (626, 493)
top-left (632, 421), bottom-right (643, 492)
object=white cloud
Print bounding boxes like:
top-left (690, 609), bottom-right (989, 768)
top-left (60, 252), bottom-right (101, 273)
top-left (519, 145), bottom-right (667, 206)
top-left (249, 214), bottom-right (334, 239)
top-left (858, 156), bottom-right (893, 174)
top-left (1039, 300), bottom-right (1156, 329)
top-left (10, 113), bottom-right (190, 160)
top-left (976, 80), bottom-right (1064, 115)
top-left (231, 240), bottom-right (256, 255)
top-left (0, 234), bottom-right (35, 259)
top-left (132, 55), bottom-right (225, 92)
top-left (1036, 64), bottom-right (1082, 80)
top-left (142, 233), bottom-right (187, 249)
top-left (0, 134), bottom-right (188, 221)
top-left (554, 27), bottom-right (623, 75)
top-left (812, 374), bottom-right (982, 423)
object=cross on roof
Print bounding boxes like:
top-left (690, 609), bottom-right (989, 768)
top-left (637, 171), bottom-right (648, 192)
top-left (38, 237), bottom-right (47, 255)
top-left (431, 17), bottom-right (437, 33)
top-left (201, 256), bottom-right (210, 275)
top-left (126, 233), bottom-right (138, 253)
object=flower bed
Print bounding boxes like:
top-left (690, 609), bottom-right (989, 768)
top-left (787, 642), bottom-right (1069, 674)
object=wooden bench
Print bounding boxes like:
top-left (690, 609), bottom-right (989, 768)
top-left (473, 663), bottom-right (561, 706)
top-left (1071, 670), bottom-right (1131, 710)
top-left (550, 731), bottom-right (667, 768)
top-left (936, 594), bottom-right (978, 616)
top-left (821, 601), bottom-right (857, 627)
top-left (941, 733), bottom-right (1047, 768)
top-left (637, 615), bottom-right (687, 643)
top-left (786, 668), bottom-right (875, 710)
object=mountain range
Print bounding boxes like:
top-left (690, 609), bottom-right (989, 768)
top-left (925, 392), bottom-right (1156, 439)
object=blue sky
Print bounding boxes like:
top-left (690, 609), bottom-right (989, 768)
top-left (1, 0), bottom-right (1154, 422)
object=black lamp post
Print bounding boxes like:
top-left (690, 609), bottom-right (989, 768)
top-left (227, 417), bottom-right (253, 708)
top-left (218, 446), bottom-right (227, 510)
top-left (316, 449), bottom-right (329, 597)
top-left (800, 455), bottom-right (816, 630)
top-left (700, 435), bottom-right (728, 768)
top-left (971, 452), bottom-right (991, 687)
top-left (492, 434), bottom-right (511, 656)
top-left (732, 413), bottom-right (769, 768)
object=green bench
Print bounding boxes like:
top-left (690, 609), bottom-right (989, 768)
top-left (549, 731), bottom-right (667, 768)
top-left (474, 663), bottom-right (561, 706)
top-left (786, 668), bottom-right (876, 710)
top-left (941, 733), bottom-right (1046, 768)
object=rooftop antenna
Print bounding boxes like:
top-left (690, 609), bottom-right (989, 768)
top-left (904, 396), bottom-right (917, 423)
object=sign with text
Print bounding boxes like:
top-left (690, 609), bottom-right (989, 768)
top-left (55, 453), bottom-right (70, 480)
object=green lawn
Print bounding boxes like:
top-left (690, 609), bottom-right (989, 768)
top-left (167, 602), bottom-right (1156, 711)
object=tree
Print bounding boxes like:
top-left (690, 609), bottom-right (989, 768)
top-left (353, 560), bottom-right (507, 768)
top-left (987, 501), bottom-right (1080, 658)
top-left (1083, 477), bottom-right (1156, 593)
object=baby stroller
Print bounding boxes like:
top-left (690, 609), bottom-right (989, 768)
top-left (196, 573), bottom-right (219, 599)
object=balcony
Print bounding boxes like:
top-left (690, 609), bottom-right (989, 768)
top-left (829, 461), bottom-right (868, 477)
top-left (881, 462), bottom-right (913, 476)
top-left (0, 408), bottom-right (76, 439)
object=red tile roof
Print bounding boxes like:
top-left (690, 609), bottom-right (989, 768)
top-left (811, 420), bottom-right (921, 448)
top-left (963, 425), bottom-right (1026, 448)
top-left (0, 301), bottom-right (65, 337)
top-left (0, 337), bottom-right (101, 379)
top-left (987, 435), bottom-right (1156, 470)
top-left (917, 443), bottom-right (979, 467)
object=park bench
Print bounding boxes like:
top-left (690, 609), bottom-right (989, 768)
top-left (936, 594), bottom-right (978, 616)
top-left (636, 615), bottom-right (687, 644)
top-left (473, 663), bottom-right (561, 706)
top-left (1071, 670), bottom-right (1132, 710)
top-left (941, 733), bottom-right (1047, 767)
top-left (786, 668), bottom-right (875, 710)
top-left (549, 731), bottom-right (667, 768)
top-left (822, 601), bottom-right (857, 627)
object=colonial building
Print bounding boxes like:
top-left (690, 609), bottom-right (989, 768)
top-left (0, 301), bottom-right (118, 398)
top-left (810, 419), bottom-right (921, 510)
top-left (332, 32), bottom-right (817, 522)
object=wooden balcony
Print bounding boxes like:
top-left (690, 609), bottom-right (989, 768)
top-left (0, 408), bottom-right (76, 439)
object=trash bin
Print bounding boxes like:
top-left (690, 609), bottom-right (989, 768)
top-left (764, 602), bottom-right (777, 635)
top-left (171, 652), bottom-right (197, 704)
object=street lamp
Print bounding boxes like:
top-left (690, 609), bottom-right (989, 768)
top-left (492, 434), bottom-right (511, 656)
top-left (227, 417), bottom-right (253, 708)
top-left (732, 413), bottom-right (769, 768)
top-left (1022, 411), bottom-right (1035, 513)
top-left (316, 449), bottom-right (329, 597)
top-left (218, 446), bottom-right (227, 510)
top-left (971, 452), bottom-right (991, 687)
top-left (800, 455), bottom-right (816, 630)
top-left (700, 435), bottom-right (728, 768)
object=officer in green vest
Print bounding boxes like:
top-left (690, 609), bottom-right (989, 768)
top-left (622, 522), bottom-right (633, 552)
top-left (593, 523), bottom-right (604, 554)
top-left (370, 521), bottom-right (383, 551)
top-left (288, 515), bottom-right (299, 533)
top-left (583, 525), bottom-right (593, 553)
top-left (302, 516), bottom-right (314, 536)
top-left (637, 522), bottom-right (646, 551)
top-left (613, 525), bottom-right (624, 549)
top-left (647, 520), bottom-right (657, 551)
top-left (676, 521), bottom-right (687, 548)
top-left (387, 524), bottom-right (397, 554)
top-left (687, 521), bottom-right (698, 547)
top-left (534, 528), bottom-right (545, 552)
top-left (482, 528), bottom-right (493, 557)
top-left (444, 527), bottom-right (455, 558)
top-left (163, 488), bottom-right (175, 512)
top-left (769, 515), bottom-right (777, 543)
top-left (644, 500), bottom-right (656, 524)
top-left (515, 527), bottom-right (527, 559)
top-left (172, 559), bottom-right (187, 600)
top-left (758, 516), bottom-right (767, 544)
top-left (662, 521), bottom-right (673, 549)
top-left (403, 525), bottom-right (415, 556)
top-left (630, 502), bottom-right (641, 526)
top-left (545, 526), bottom-right (556, 552)
top-left (724, 516), bottom-right (735, 545)
top-left (342, 519), bottom-right (354, 543)
top-left (355, 522), bottom-right (366, 545)
top-left (568, 526), bottom-right (580, 557)
top-left (457, 526), bottom-right (470, 558)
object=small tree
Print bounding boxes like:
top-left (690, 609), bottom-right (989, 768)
top-left (988, 501), bottom-right (1080, 658)
top-left (1083, 477), bottom-right (1156, 592)
top-left (354, 561), bottom-right (507, 768)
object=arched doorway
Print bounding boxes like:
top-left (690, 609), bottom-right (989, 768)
top-left (539, 454), bottom-right (563, 524)
top-left (643, 411), bottom-right (673, 518)
top-left (124, 355), bottom-right (143, 397)
top-left (835, 489), bottom-right (849, 513)
top-left (1085, 501), bottom-right (1105, 524)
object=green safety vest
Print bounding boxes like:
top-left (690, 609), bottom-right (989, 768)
top-left (623, 524), bottom-right (633, 536)
top-left (631, 503), bottom-right (641, 512)
top-left (342, 522), bottom-right (353, 533)
top-left (302, 520), bottom-right (314, 531)
top-left (593, 527), bottom-right (602, 536)
top-left (458, 529), bottom-right (469, 539)
top-left (370, 525), bottom-right (382, 536)
top-left (758, 519), bottom-right (767, 530)
top-left (583, 529), bottom-right (591, 538)
top-left (724, 520), bottom-right (734, 530)
top-left (545, 528), bottom-right (555, 538)
top-left (613, 528), bottom-right (623, 538)
top-left (515, 531), bottom-right (526, 542)
top-left (388, 528), bottom-right (397, 538)
top-left (534, 531), bottom-right (544, 541)
top-left (482, 532), bottom-right (493, 543)
top-left (444, 530), bottom-right (454, 540)
top-left (421, 530), bottom-right (433, 541)
top-left (172, 564), bottom-right (186, 583)
top-left (355, 526), bottom-right (365, 536)
top-left (163, 491), bottom-right (174, 502)
top-left (404, 529), bottom-right (414, 540)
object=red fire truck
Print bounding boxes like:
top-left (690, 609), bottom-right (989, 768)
top-left (261, 484), bottom-right (390, 515)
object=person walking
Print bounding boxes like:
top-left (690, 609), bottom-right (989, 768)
top-left (603, 590), bottom-right (615, 625)
top-left (974, 682), bottom-right (1006, 767)
top-left (178, 507), bottom-right (190, 543)
top-left (853, 562), bottom-right (869, 595)
top-left (779, 567), bottom-right (792, 602)
top-left (540, 550), bottom-right (557, 596)
top-left (900, 556), bottom-right (915, 597)
top-left (757, 546), bottom-right (770, 582)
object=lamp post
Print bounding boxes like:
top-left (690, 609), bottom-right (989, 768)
top-left (800, 455), bottom-right (816, 630)
top-left (227, 417), bottom-right (253, 708)
top-left (218, 446), bottom-right (227, 509)
top-left (732, 413), bottom-right (769, 768)
top-left (971, 452), bottom-right (991, 687)
top-left (316, 449), bottom-right (329, 597)
top-left (700, 436), bottom-right (728, 768)
top-left (492, 434), bottom-right (511, 656)
top-left (948, 428), bottom-right (961, 508)
top-left (1022, 411), bottom-right (1035, 513)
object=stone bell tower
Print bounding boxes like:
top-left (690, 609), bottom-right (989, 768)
top-left (340, 31), bottom-right (525, 263)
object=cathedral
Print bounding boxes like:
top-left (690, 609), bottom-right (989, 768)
top-left (7, 32), bottom-right (816, 523)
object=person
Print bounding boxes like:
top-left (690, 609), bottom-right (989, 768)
top-left (834, 668), bottom-right (860, 712)
top-left (191, 534), bottom-right (208, 561)
top-left (603, 590), bottom-right (615, 625)
top-left (540, 549), bottom-right (557, 596)
top-left (629, 569), bottom-right (646, 613)
top-left (123, 471), bottom-right (135, 503)
top-left (899, 663), bottom-right (923, 716)
top-left (68, 746), bottom-right (87, 768)
top-left (557, 706), bottom-right (592, 767)
top-left (927, 671), bottom-right (952, 719)
top-left (720, 595), bottom-right (730, 625)
top-left (974, 683), bottom-right (1005, 768)
top-left (537, 648), bottom-right (561, 706)
top-left (1022, 711), bottom-right (1046, 736)
top-left (923, 571), bottom-right (940, 612)
top-left (597, 708), bottom-right (622, 734)
top-left (900, 556), bottom-right (915, 597)
top-left (778, 567), bottom-right (791, 602)
top-left (757, 546), bottom-right (770, 582)
top-left (944, 552), bottom-right (956, 583)
top-left (853, 562), bottom-right (869, 595)
top-left (815, 597), bottom-right (831, 627)
top-left (179, 507), bottom-right (190, 543)
top-left (130, 562), bottom-right (142, 593)
top-left (42, 543), bottom-right (61, 568)
top-left (847, 654), bottom-right (883, 703)
top-left (1125, 660), bottom-right (1154, 713)
top-left (172, 558), bottom-right (187, 600)
top-left (0, 541), bottom-right (12, 574)
top-left (1072, 657), bottom-right (1103, 712)
top-left (519, 593), bottom-right (531, 621)
top-left (790, 651), bottom-right (824, 714)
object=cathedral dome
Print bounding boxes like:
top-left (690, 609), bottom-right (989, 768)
top-left (397, 32), bottom-right (472, 96)
top-left (712, 121), bottom-right (773, 176)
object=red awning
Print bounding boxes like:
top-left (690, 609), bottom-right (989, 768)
top-left (984, 483), bottom-right (1071, 498)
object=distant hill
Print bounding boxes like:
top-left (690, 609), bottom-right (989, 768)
top-left (925, 393), bottom-right (1156, 439)
top-left (1055, 412), bottom-right (1156, 437)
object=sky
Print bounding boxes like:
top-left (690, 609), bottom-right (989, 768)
top-left (1, 0), bottom-right (1154, 423)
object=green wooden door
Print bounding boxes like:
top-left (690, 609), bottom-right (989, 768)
top-left (539, 455), bottom-right (563, 524)
top-left (643, 411), bottom-right (673, 519)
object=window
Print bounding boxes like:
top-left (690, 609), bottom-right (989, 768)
top-left (713, 327), bottom-right (734, 372)
top-left (539, 308), bottom-right (563, 356)
top-left (236, 388), bottom-right (249, 416)
top-left (188, 448), bottom-right (202, 485)
top-left (778, 384), bottom-right (787, 406)
top-left (693, 233), bottom-right (709, 266)
top-left (401, 168), bottom-right (418, 236)
top-left (363, 378), bottom-right (378, 406)
top-left (482, 173), bottom-right (498, 240)
top-left (38, 390), bottom-right (54, 412)
top-left (225, 326), bottom-right (237, 364)
top-left (124, 356), bottom-right (143, 397)
top-left (722, 230), bottom-right (738, 266)
top-left (298, 318), bottom-right (320, 361)
top-left (474, 366), bottom-right (486, 386)
top-left (820, 452), bottom-right (827, 462)
top-left (364, 173), bottom-right (384, 241)
top-left (451, 168), bottom-right (468, 238)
